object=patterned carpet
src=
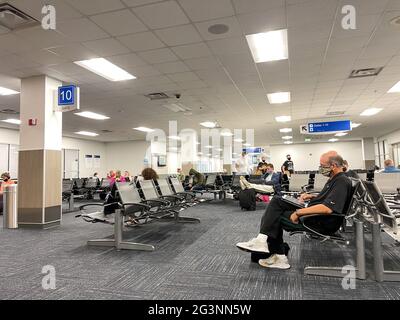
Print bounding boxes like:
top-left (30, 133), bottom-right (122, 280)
top-left (0, 198), bottom-right (400, 300)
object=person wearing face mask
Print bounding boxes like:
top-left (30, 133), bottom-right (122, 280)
top-left (0, 172), bottom-right (15, 214)
top-left (281, 154), bottom-right (294, 177)
top-left (236, 151), bottom-right (352, 270)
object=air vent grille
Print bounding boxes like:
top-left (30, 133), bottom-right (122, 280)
top-left (0, 108), bottom-right (19, 115)
top-left (145, 92), bottom-right (170, 100)
top-left (326, 111), bottom-right (345, 116)
top-left (349, 67), bottom-right (383, 78)
top-left (100, 129), bottom-right (113, 133)
top-left (0, 3), bottom-right (39, 31)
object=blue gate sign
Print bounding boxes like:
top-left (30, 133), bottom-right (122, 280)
top-left (243, 147), bottom-right (263, 154)
top-left (308, 120), bottom-right (351, 133)
top-left (58, 85), bottom-right (76, 106)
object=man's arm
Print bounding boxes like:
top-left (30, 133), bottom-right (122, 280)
top-left (290, 204), bottom-right (332, 223)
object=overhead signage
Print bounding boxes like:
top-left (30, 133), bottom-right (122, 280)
top-left (300, 120), bottom-right (352, 134)
top-left (243, 147), bottom-right (264, 154)
top-left (54, 85), bottom-right (80, 112)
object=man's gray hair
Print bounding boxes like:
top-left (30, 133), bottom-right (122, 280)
top-left (328, 154), bottom-right (344, 167)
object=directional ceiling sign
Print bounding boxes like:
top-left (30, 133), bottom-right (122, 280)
top-left (300, 120), bottom-right (352, 135)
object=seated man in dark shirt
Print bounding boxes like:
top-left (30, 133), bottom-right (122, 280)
top-left (343, 160), bottom-right (360, 179)
top-left (236, 151), bottom-right (352, 270)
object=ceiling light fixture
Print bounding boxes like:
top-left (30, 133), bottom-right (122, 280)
top-left (168, 136), bottom-right (181, 140)
top-left (282, 136), bottom-right (293, 140)
top-left (246, 29), bottom-right (288, 63)
top-left (335, 132), bottom-right (348, 137)
top-left (329, 138), bottom-right (338, 142)
top-left (267, 92), bottom-right (291, 104)
top-left (305, 138), bottom-right (311, 142)
top-left (1, 118), bottom-right (21, 125)
top-left (220, 131), bottom-right (233, 137)
top-left (75, 111), bottom-right (110, 120)
top-left (388, 81), bottom-right (400, 93)
top-left (75, 131), bottom-right (98, 137)
top-left (351, 122), bottom-right (361, 128)
top-left (284, 141), bottom-right (293, 145)
top-left (280, 128), bottom-right (292, 133)
top-left (360, 108), bottom-right (382, 116)
top-left (200, 121), bottom-right (217, 128)
top-left (74, 58), bottom-right (136, 82)
top-left (134, 127), bottom-right (155, 133)
top-left (243, 143), bottom-right (251, 147)
top-left (234, 138), bottom-right (244, 143)
top-left (275, 115), bottom-right (291, 123)
top-left (0, 86), bottom-right (19, 96)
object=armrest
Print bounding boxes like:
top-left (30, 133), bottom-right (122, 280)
top-left (142, 199), bottom-right (171, 206)
top-left (122, 202), bottom-right (151, 210)
top-left (299, 213), bottom-right (344, 223)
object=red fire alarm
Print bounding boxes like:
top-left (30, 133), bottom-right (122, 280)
top-left (28, 119), bottom-right (38, 126)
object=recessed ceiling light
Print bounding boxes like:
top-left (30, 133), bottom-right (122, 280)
top-left (169, 147), bottom-right (178, 151)
top-left (275, 116), bottom-right (291, 123)
top-left (220, 131), bottom-right (233, 137)
top-left (280, 128), bottom-right (292, 133)
top-left (351, 122), bottom-right (361, 128)
top-left (388, 81), bottom-right (400, 93)
top-left (267, 92), bottom-right (291, 104)
top-left (0, 86), bottom-right (19, 96)
top-left (282, 136), bottom-right (293, 140)
top-left (246, 29), bottom-right (288, 63)
top-left (234, 138), bottom-right (244, 143)
top-left (1, 118), bottom-right (21, 125)
top-left (305, 138), bottom-right (311, 142)
top-left (134, 127), bottom-right (155, 133)
top-left (329, 138), bottom-right (338, 142)
top-left (284, 141), bottom-right (293, 145)
top-left (74, 58), bottom-right (136, 82)
top-left (335, 132), bottom-right (348, 137)
top-left (168, 136), bottom-right (181, 140)
top-left (75, 131), bottom-right (98, 137)
top-left (360, 108), bottom-right (383, 116)
top-left (75, 111), bottom-right (110, 120)
top-left (196, 141), bottom-right (201, 145)
top-left (216, 148), bottom-right (223, 151)
top-left (207, 154), bottom-right (212, 157)
top-left (205, 145), bottom-right (214, 149)
top-left (243, 143), bottom-right (251, 147)
top-left (200, 121), bottom-right (217, 128)
top-left (198, 152), bottom-right (203, 155)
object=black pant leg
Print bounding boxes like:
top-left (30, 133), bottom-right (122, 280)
top-left (259, 197), bottom-right (297, 239)
top-left (267, 228), bottom-right (285, 255)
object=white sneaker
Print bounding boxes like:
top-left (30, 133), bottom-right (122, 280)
top-left (259, 254), bottom-right (290, 269)
top-left (236, 238), bottom-right (269, 253)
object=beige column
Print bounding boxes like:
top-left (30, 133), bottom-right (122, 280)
top-left (18, 75), bottom-right (63, 229)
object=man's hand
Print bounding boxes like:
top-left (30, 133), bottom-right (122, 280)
top-left (299, 193), bottom-right (313, 202)
top-left (290, 212), bottom-right (299, 224)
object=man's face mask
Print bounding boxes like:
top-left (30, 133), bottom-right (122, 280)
top-left (287, 157), bottom-right (291, 161)
top-left (319, 165), bottom-right (332, 177)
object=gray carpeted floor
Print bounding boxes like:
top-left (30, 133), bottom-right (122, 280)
top-left (1, 198), bottom-right (400, 300)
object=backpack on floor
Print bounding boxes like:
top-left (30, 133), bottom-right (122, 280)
top-left (239, 188), bottom-right (257, 211)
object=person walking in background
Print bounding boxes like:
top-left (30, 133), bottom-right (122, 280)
top-left (235, 151), bottom-right (249, 174)
top-left (281, 154), bottom-right (294, 177)
top-left (0, 172), bottom-right (15, 214)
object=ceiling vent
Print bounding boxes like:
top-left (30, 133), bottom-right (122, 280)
top-left (208, 24), bottom-right (229, 35)
top-left (349, 67), bottom-right (383, 78)
top-left (163, 103), bottom-right (192, 113)
top-left (0, 3), bottom-right (39, 31)
top-left (145, 92), bottom-right (170, 100)
top-left (326, 111), bottom-right (345, 116)
top-left (0, 108), bottom-right (19, 115)
top-left (100, 129), bottom-right (113, 133)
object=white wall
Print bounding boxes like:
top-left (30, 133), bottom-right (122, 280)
top-left (270, 140), bottom-right (364, 171)
top-left (62, 137), bottom-right (107, 178)
top-left (0, 128), bottom-right (19, 145)
top-left (377, 129), bottom-right (400, 145)
top-left (105, 140), bottom-right (150, 176)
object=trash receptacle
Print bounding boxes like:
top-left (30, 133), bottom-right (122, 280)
top-left (3, 184), bottom-right (18, 229)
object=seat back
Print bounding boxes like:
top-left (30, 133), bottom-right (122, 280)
top-left (73, 178), bottom-right (84, 188)
top-left (206, 174), bottom-right (217, 185)
top-left (288, 174), bottom-right (309, 192)
top-left (157, 178), bottom-right (174, 196)
top-left (138, 180), bottom-right (159, 200)
top-left (231, 174), bottom-right (243, 188)
top-left (85, 178), bottom-right (98, 188)
top-left (373, 173), bottom-right (400, 194)
top-left (63, 179), bottom-right (73, 192)
top-left (358, 173), bottom-right (367, 181)
top-left (313, 174), bottom-right (329, 192)
top-left (100, 178), bottom-right (110, 188)
top-left (116, 182), bottom-right (142, 204)
top-left (171, 177), bottom-right (185, 193)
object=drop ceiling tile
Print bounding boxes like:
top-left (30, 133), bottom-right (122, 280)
top-left (47, 44), bottom-right (99, 61)
top-left (171, 42), bottom-right (212, 59)
top-left (122, 0), bottom-right (164, 6)
top-left (287, 0), bottom-right (337, 28)
top-left (107, 53), bottom-right (148, 68)
top-left (207, 37), bottom-right (249, 55)
top-left (1, 54), bottom-right (41, 70)
top-left (117, 31), bottom-right (165, 52)
top-left (237, 6), bottom-right (286, 35)
top-left (49, 62), bottom-right (89, 76)
top-left (167, 71), bottom-right (200, 82)
top-left (0, 34), bottom-right (35, 54)
top-left (57, 18), bottom-right (109, 42)
top-left (154, 24), bottom-right (202, 46)
top-left (178, 0), bottom-right (234, 22)
top-left (184, 56), bottom-right (220, 70)
top-left (65, 0), bottom-right (125, 15)
top-left (90, 9), bottom-right (148, 36)
top-left (132, 1), bottom-right (189, 29)
top-left (232, 0), bottom-right (284, 14)
top-left (15, 26), bottom-right (71, 49)
top-left (83, 38), bottom-right (130, 56)
top-left (126, 65), bottom-right (161, 77)
top-left (195, 16), bottom-right (242, 41)
top-left (19, 50), bottom-right (68, 66)
top-left (137, 48), bottom-right (179, 64)
top-left (153, 61), bottom-right (190, 73)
